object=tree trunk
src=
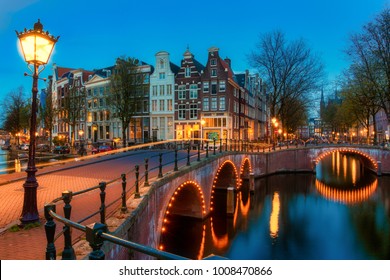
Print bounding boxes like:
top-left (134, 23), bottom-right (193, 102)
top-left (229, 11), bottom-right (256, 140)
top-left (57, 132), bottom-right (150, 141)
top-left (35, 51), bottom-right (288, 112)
top-left (122, 121), bottom-right (127, 148)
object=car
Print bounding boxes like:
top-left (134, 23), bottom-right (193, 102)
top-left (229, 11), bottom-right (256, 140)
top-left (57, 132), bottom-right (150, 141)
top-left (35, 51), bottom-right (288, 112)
top-left (20, 144), bottom-right (29, 151)
top-left (1, 144), bottom-right (11, 150)
top-left (36, 144), bottom-right (50, 152)
top-left (92, 145), bottom-right (113, 154)
top-left (53, 146), bottom-right (70, 154)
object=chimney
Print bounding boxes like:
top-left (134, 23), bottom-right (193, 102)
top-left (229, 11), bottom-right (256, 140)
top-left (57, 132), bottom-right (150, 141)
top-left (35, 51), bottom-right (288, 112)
top-left (224, 57), bottom-right (231, 68)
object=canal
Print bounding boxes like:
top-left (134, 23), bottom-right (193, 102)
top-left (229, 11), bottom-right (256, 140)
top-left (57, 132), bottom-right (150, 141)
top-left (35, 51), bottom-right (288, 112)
top-left (161, 151), bottom-right (390, 259)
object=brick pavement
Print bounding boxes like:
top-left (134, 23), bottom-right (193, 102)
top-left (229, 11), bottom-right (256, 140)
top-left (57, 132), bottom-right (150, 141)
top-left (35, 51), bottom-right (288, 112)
top-left (0, 150), bottom-right (156, 260)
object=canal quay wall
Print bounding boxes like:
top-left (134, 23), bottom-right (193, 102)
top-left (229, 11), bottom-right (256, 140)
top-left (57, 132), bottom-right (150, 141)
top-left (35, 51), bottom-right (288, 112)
top-left (98, 147), bottom-right (390, 259)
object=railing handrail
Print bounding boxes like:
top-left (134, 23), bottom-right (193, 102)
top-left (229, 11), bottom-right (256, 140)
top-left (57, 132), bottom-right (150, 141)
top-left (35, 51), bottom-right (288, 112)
top-left (43, 139), bottom-right (276, 260)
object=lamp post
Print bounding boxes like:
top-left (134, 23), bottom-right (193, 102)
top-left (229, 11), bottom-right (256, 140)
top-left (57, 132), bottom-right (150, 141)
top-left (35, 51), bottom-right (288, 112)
top-left (16, 19), bottom-right (59, 224)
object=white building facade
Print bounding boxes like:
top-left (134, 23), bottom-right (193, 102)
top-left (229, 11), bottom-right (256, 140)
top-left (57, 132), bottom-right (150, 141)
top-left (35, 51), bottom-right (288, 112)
top-left (149, 51), bottom-right (178, 140)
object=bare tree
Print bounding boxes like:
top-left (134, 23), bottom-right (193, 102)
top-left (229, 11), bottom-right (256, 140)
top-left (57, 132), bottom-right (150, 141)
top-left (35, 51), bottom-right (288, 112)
top-left (40, 76), bottom-right (56, 149)
top-left (108, 56), bottom-right (142, 147)
top-left (1, 86), bottom-right (30, 136)
top-left (347, 8), bottom-right (390, 131)
top-left (249, 30), bottom-right (324, 130)
top-left (61, 84), bottom-right (86, 147)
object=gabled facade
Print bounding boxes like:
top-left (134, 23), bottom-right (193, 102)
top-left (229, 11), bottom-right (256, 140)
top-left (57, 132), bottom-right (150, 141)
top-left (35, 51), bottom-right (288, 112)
top-left (51, 64), bottom-right (93, 145)
top-left (150, 51), bottom-right (179, 141)
top-left (174, 48), bottom-right (204, 141)
top-left (200, 47), bottom-right (242, 141)
top-left (84, 67), bottom-right (114, 146)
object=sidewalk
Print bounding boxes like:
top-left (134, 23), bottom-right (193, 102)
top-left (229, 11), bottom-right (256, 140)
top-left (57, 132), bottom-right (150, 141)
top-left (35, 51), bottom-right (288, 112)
top-left (0, 150), bottom-right (150, 260)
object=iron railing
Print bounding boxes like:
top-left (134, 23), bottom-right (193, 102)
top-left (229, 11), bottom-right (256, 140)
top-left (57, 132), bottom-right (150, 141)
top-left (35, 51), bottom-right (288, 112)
top-left (43, 139), bottom-right (281, 260)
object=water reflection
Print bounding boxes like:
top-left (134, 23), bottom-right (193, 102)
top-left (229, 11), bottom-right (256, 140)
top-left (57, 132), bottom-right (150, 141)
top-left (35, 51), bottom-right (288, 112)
top-left (161, 153), bottom-right (390, 259)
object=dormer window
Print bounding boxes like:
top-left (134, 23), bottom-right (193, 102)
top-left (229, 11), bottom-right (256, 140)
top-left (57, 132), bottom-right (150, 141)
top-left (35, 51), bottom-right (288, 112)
top-left (185, 67), bottom-right (191, 77)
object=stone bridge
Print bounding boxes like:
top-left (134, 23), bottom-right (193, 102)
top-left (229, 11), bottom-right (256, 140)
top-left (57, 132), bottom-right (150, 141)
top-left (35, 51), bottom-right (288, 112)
top-left (104, 145), bottom-right (390, 259)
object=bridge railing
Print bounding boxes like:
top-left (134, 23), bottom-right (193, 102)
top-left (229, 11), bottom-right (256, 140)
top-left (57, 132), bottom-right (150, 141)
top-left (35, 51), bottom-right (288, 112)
top-left (44, 138), bottom-right (276, 260)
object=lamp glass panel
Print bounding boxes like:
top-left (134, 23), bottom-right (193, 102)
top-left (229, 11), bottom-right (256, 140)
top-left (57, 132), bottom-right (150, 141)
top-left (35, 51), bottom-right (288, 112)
top-left (19, 33), bottom-right (54, 65)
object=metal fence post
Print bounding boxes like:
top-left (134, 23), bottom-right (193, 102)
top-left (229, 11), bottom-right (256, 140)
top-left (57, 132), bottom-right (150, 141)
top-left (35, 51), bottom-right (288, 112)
top-left (62, 190), bottom-right (75, 260)
top-left (121, 174), bottom-right (127, 213)
top-left (174, 149), bottom-right (178, 171)
top-left (213, 138), bottom-right (216, 155)
top-left (197, 142), bottom-right (200, 161)
top-left (99, 182), bottom-right (106, 224)
top-left (144, 158), bottom-right (149, 187)
top-left (225, 138), bottom-right (228, 152)
top-left (44, 204), bottom-right (56, 260)
top-left (206, 141), bottom-right (209, 158)
top-left (219, 138), bottom-right (222, 153)
top-left (158, 153), bottom-right (163, 178)
top-left (187, 144), bottom-right (191, 166)
top-left (86, 223), bottom-right (107, 260)
top-left (135, 165), bottom-right (141, 198)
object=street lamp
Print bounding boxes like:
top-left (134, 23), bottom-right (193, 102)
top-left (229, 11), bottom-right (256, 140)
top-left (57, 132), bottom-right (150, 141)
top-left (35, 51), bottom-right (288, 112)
top-left (16, 19), bottom-right (59, 224)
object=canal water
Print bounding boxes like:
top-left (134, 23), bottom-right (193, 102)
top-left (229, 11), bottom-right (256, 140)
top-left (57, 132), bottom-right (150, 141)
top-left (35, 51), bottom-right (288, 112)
top-left (161, 151), bottom-right (390, 259)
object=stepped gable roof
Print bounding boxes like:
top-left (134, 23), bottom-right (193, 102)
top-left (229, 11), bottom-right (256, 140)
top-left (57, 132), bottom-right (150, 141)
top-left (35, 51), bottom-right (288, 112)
top-left (193, 57), bottom-right (205, 73)
top-left (93, 65), bottom-right (115, 78)
top-left (182, 47), bottom-right (205, 73)
top-left (169, 62), bottom-right (180, 75)
top-left (219, 58), bottom-right (234, 80)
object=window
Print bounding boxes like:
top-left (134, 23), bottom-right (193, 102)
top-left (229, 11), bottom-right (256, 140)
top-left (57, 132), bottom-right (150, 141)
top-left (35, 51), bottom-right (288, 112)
top-left (185, 67), bottom-right (191, 77)
top-left (219, 97), bottom-right (226, 110)
top-left (190, 84), bottom-right (198, 99)
top-left (211, 97), bottom-right (217, 110)
top-left (178, 104), bottom-right (186, 119)
top-left (159, 85), bottom-right (165, 96)
top-left (160, 59), bottom-right (165, 69)
top-left (143, 100), bottom-right (149, 112)
top-left (167, 84), bottom-right (172, 95)
top-left (143, 74), bottom-right (150, 84)
top-left (152, 100), bottom-right (157, 111)
top-left (88, 100), bottom-right (92, 109)
top-left (167, 99), bottom-right (173, 111)
top-left (152, 86), bottom-right (157, 96)
top-left (210, 59), bottom-right (217, 66)
top-left (203, 98), bottom-right (209, 111)
top-left (203, 82), bottom-right (209, 93)
top-left (99, 98), bottom-right (104, 107)
top-left (178, 85), bottom-right (186, 99)
top-left (211, 69), bottom-right (217, 77)
top-left (159, 72), bottom-right (165, 79)
top-left (211, 81), bottom-right (217, 94)
top-left (99, 87), bottom-right (104, 95)
top-left (159, 100), bottom-right (165, 111)
top-left (93, 99), bottom-right (98, 108)
top-left (219, 81), bottom-right (226, 92)
top-left (106, 126), bottom-right (110, 139)
top-left (190, 104), bottom-right (198, 119)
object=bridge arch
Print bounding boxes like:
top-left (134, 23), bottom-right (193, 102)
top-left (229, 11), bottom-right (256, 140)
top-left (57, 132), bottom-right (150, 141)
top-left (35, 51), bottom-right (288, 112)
top-left (210, 160), bottom-right (239, 214)
top-left (313, 147), bottom-right (378, 173)
top-left (239, 157), bottom-right (252, 180)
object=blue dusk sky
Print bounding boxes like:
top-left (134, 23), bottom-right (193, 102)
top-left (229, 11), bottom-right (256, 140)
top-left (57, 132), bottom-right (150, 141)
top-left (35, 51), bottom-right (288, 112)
top-left (0, 0), bottom-right (388, 103)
